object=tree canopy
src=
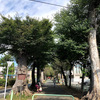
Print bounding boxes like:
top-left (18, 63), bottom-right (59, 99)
top-left (0, 54), bottom-right (14, 77)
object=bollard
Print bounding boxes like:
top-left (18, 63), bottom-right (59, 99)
top-left (10, 90), bottom-right (13, 100)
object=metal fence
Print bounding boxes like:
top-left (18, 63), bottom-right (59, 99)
top-left (32, 94), bottom-right (74, 100)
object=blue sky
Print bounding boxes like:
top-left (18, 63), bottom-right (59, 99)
top-left (0, 0), bottom-right (70, 20)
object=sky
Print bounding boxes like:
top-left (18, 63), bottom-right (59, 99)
top-left (0, 0), bottom-right (70, 20)
top-left (0, 0), bottom-right (70, 66)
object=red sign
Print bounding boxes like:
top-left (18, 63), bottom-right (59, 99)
top-left (18, 74), bottom-right (26, 80)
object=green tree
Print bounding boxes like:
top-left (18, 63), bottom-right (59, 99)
top-left (44, 64), bottom-right (55, 77)
top-left (70, 0), bottom-right (100, 99)
top-left (54, 0), bottom-right (100, 99)
top-left (0, 54), bottom-right (14, 77)
top-left (0, 15), bottom-right (53, 94)
top-left (30, 52), bottom-right (53, 88)
top-left (52, 57), bottom-right (70, 86)
top-left (27, 19), bottom-right (54, 88)
top-left (54, 6), bottom-right (89, 88)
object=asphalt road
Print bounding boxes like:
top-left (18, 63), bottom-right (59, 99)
top-left (0, 88), bottom-right (11, 98)
top-left (34, 79), bottom-right (74, 100)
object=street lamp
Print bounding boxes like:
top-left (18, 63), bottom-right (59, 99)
top-left (4, 61), bottom-right (13, 99)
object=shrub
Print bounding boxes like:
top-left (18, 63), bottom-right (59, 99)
top-left (8, 78), bottom-right (16, 86)
top-left (0, 78), bottom-right (5, 86)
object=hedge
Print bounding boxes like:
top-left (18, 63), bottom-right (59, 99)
top-left (0, 78), bottom-right (5, 86)
top-left (0, 78), bottom-right (16, 87)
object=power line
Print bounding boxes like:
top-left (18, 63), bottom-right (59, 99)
top-left (30, 0), bottom-right (68, 8)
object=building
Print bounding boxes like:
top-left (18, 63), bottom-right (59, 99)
top-left (0, 67), bottom-right (4, 79)
top-left (67, 64), bottom-right (89, 84)
top-left (71, 65), bottom-right (82, 83)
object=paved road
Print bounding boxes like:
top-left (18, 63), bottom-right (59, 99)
top-left (0, 88), bottom-right (11, 98)
top-left (34, 79), bottom-right (74, 100)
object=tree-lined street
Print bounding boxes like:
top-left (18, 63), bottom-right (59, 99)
top-left (0, 0), bottom-right (100, 100)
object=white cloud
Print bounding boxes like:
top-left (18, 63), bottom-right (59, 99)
top-left (0, 0), bottom-right (70, 20)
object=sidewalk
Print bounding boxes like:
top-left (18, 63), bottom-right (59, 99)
top-left (0, 88), bottom-right (11, 99)
top-left (0, 80), bottom-right (82, 100)
top-left (34, 79), bottom-right (81, 100)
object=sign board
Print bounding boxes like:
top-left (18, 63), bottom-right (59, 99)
top-left (18, 74), bottom-right (26, 80)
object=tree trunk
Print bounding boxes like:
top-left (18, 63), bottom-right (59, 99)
top-left (60, 66), bottom-right (67, 86)
top-left (30, 65), bottom-right (35, 90)
top-left (81, 70), bottom-right (85, 93)
top-left (69, 67), bottom-right (72, 87)
top-left (82, 2), bottom-right (100, 99)
top-left (89, 66), bottom-right (93, 92)
top-left (69, 62), bottom-right (73, 88)
top-left (87, 29), bottom-right (100, 99)
top-left (81, 64), bottom-right (86, 93)
top-left (32, 66), bottom-right (35, 87)
top-left (12, 54), bottom-right (32, 95)
top-left (37, 66), bottom-right (41, 82)
top-left (82, 28), bottom-right (100, 99)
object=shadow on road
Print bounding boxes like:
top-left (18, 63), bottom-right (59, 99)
top-left (34, 79), bottom-right (81, 100)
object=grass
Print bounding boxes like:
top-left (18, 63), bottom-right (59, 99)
top-left (6, 94), bottom-right (32, 100)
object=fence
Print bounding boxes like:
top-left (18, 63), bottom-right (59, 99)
top-left (32, 94), bottom-right (74, 100)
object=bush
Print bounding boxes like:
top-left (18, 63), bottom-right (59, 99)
top-left (8, 78), bottom-right (16, 86)
top-left (0, 78), bottom-right (5, 86)
top-left (0, 78), bottom-right (16, 87)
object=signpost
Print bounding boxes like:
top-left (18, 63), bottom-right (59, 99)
top-left (18, 74), bottom-right (26, 80)
top-left (18, 73), bottom-right (26, 100)
top-left (4, 61), bottom-right (13, 99)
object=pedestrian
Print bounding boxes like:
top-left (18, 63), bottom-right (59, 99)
top-left (53, 77), bottom-right (56, 87)
top-left (36, 80), bottom-right (42, 92)
top-left (35, 83), bottom-right (40, 92)
top-left (38, 81), bottom-right (42, 92)
top-left (39, 86), bottom-right (42, 92)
